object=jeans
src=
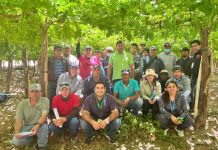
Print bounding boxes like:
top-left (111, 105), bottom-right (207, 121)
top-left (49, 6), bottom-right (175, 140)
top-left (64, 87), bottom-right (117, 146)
top-left (158, 114), bottom-right (194, 130)
top-left (126, 98), bottom-right (143, 115)
top-left (48, 117), bottom-right (80, 136)
top-left (80, 118), bottom-right (121, 139)
top-left (12, 124), bottom-right (48, 147)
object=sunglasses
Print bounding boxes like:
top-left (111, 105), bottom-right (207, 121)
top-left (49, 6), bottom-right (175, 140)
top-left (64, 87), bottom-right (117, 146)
top-left (60, 83), bottom-right (70, 87)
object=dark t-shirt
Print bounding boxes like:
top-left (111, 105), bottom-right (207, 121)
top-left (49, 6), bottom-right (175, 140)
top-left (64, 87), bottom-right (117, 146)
top-left (83, 93), bottom-right (118, 120)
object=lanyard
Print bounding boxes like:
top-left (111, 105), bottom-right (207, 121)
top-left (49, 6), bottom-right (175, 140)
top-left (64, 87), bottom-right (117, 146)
top-left (95, 95), bottom-right (107, 110)
top-left (170, 100), bottom-right (175, 112)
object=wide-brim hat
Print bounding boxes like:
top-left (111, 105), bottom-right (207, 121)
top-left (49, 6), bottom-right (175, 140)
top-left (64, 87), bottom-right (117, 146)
top-left (142, 69), bottom-right (158, 78)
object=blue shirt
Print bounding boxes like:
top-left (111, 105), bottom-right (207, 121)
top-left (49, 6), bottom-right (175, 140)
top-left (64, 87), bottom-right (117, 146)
top-left (55, 59), bottom-right (64, 80)
top-left (113, 79), bottom-right (139, 100)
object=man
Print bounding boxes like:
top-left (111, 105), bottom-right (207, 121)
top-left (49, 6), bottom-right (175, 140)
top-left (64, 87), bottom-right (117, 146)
top-left (49, 82), bottom-right (80, 143)
top-left (56, 61), bottom-right (83, 97)
top-left (76, 40), bottom-right (93, 80)
top-left (139, 42), bottom-right (146, 55)
top-left (159, 70), bottom-right (170, 93)
top-left (63, 44), bottom-right (79, 64)
top-left (108, 40), bottom-right (135, 86)
top-left (158, 42), bottom-right (177, 77)
top-left (130, 43), bottom-right (141, 70)
top-left (167, 65), bottom-right (191, 109)
top-left (113, 69), bottom-right (143, 115)
top-left (176, 47), bottom-right (193, 78)
top-left (137, 48), bottom-right (151, 77)
top-left (47, 45), bottom-right (69, 103)
top-left (81, 81), bottom-right (121, 144)
top-left (83, 63), bottom-right (110, 99)
top-left (149, 46), bottom-right (165, 76)
top-left (101, 47), bottom-right (113, 76)
top-left (12, 83), bottom-right (49, 149)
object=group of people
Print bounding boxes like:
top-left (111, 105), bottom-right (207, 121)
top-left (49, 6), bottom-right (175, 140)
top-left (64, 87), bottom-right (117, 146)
top-left (12, 39), bottom-right (204, 149)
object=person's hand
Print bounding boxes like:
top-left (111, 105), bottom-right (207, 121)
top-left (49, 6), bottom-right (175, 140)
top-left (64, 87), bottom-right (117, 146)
top-left (99, 120), bottom-right (107, 129)
top-left (31, 124), bottom-right (40, 135)
top-left (91, 121), bottom-right (101, 130)
top-left (53, 119), bottom-right (63, 127)
top-left (121, 98), bottom-right (129, 107)
top-left (15, 133), bottom-right (23, 139)
top-left (171, 115), bottom-right (180, 125)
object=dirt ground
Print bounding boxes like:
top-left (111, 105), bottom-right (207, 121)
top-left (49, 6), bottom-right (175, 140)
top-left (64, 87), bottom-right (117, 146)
top-left (0, 67), bottom-right (218, 150)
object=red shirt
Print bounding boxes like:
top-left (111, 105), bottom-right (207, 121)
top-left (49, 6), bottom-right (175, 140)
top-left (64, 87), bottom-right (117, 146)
top-left (79, 55), bottom-right (92, 80)
top-left (52, 93), bottom-right (79, 117)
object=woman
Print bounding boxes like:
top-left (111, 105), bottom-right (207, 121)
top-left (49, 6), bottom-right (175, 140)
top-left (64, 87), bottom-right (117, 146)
top-left (158, 81), bottom-right (194, 137)
top-left (140, 69), bottom-right (161, 117)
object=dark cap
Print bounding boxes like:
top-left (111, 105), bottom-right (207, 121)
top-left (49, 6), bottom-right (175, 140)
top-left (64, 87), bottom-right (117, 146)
top-left (172, 65), bottom-right (183, 71)
top-left (181, 47), bottom-right (189, 52)
top-left (121, 69), bottom-right (130, 74)
top-left (164, 42), bottom-right (171, 47)
top-left (54, 45), bottom-right (62, 51)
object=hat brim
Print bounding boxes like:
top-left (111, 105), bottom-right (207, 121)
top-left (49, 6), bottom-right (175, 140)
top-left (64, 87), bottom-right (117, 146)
top-left (142, 74), bottom-right (158, 78)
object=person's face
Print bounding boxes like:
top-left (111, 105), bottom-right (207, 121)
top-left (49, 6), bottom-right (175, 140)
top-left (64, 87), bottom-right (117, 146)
top-left (130, 46), bottom-right (138, 54)
top-left (164, 45), bottom-right (171, 49)
top-left (102, 50), bottom-right (107, 58)
top-left (63, 47), bottom-right (71, 56)
top-left (54, 49), bottom-right (62, 58)
top-left (92, 66), bottom-right (101, 78)
top-left (166, 83), bottom-right (178, 95)
top-left (61, 87), bottom-right (70, 98)
top-left (94, 51), bottom-right (101, 58)
top-left (191, 43), bottom-right (201, 54)
top-left (69, 67), bottom-right (78, 77)
top-left (116, 43), bottom-right (125, 53)
top-left (84, 48), bottom-right (92, 58)
top-left (29, 90), bottom-right (41, 101)
top-left (181, 51), bottom-right (189, 58)
top-left (140, 45), bottom-right (145, 51)
top-left (142, 51), bottom-right (149, 57)
top-left (150, 49), bottom-right (157, 57)
top-left (160, 73), bottom-right (169, 81)
top-left (121, 73), bottom-right (130, 82)
top-left (173, 70), bottom-right (182, 79)
top-left (146, 75), bottom-right (155, 83)
top-left (95, 84), bottom-right (106, 97)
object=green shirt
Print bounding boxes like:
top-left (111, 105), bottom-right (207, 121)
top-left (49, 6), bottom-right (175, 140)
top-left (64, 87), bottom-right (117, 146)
top-left (109, 51), bottom-right (134, 80)
top-left (15, 97), bottom-right (50, 126)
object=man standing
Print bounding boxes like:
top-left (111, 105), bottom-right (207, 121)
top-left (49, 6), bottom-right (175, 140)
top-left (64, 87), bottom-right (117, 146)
top-left (176, 47), bottom-right (193, 78)
top-left (81, 81), bottom-right (121, 144)
top-left (108, 40), bottom-right (134, 86)
top-left (63, 44), bottom-right (79, 64)
top-left (113, 69), bottom-right (143, 115)
top-left (158, 42), bottom-right (177, 77)
top-left (47, 45), bottom-right (69, 103)
top-left (56, 61), bottom-right (83, 97)
top-left (101, 47), bottom-right (113, 76)
top-left (83, 63), bottom-right (110, 99)
top-left (12, 83), bottom-right (49, 149)
top-left (76, 41), bottom-right (93, 80)
top-left (49, 82), bottom-right (80, 143)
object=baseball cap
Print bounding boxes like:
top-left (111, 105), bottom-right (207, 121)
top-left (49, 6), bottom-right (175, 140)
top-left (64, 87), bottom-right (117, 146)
top-left (54, 45), bottom-right (62, 51)
top-left (69, 61), bottom-right (79, 68)
top-left (121, 69), bottom-right (130, 74)
top-left (172, 65), bottom-right (183, 71)
top-left (29, 83), bottom-right (41, 91)
top-left (150, 46), bottom-right (157, 50)
top-left (106, 46), bottom-right (113, 51)
top-left (164, 42), bottom-right (171, 47)
top-left (85, 45), bottom-right (92, 50)
top-left (160, 70), bottom-right (169, 75)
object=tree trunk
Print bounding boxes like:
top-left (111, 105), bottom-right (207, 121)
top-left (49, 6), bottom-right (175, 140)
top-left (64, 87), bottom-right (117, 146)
top-left (38, 20), bottom-right (49, 97)
top-left (0, 60), bottom-right (2, 79)
top-left (6, 54), bottom-right (13, 92)
top-left (195, 27), bottom-right (211, 129)
top-left (22, 47), bottom-right (29, 96)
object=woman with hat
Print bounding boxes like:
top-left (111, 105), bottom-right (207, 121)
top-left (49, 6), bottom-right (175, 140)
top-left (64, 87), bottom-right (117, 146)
top-left (140, 69), bottom-right (162, 117)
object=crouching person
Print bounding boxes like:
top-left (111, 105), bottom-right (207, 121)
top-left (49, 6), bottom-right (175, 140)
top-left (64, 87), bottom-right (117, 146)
top-left (81, 81), bottom-right (121, 144)
top-left (12, 83), bottom-right (49, 150)
top-left (158, 81), bottom-right (194, 137)
top-left (48, 82), bottom-right (80, 143)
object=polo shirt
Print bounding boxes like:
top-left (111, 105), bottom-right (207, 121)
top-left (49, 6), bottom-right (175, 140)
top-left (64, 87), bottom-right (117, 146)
top-left (55, 59), bottom-right (64, 80)
top-left (109, 51), bottom-right (134, 80)
top-left (52, 93), bottom-right (79, 117)
top-left (15, 97), bottom-right (49, 126)
top-left (83, 93), bottom-right (118, 120)
top-left (113, 79), bottom-right (139, 100)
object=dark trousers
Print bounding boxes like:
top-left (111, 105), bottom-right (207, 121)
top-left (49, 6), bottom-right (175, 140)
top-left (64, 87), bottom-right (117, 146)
top-left (158, 114), bottom-right (194, 130)
top-left (48, 81), bottom-right (57, 115)
top-left (142, 100), bottom-right (160, 115)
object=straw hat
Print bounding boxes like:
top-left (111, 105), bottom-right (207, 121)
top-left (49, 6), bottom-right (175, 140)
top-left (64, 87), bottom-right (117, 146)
top-left (142, 69), bottom-right (158, 78)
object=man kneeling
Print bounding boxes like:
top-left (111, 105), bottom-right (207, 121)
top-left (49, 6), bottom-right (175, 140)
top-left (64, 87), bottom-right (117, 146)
top-left (48, 82), bottom-right (80, 143)
top-left (81, 81), bottom-right (121, 144)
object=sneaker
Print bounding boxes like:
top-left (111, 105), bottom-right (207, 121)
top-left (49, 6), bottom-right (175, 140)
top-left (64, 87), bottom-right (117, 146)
top-left (174, 126), bottom-right (184, 137)
top-left (71, 135), bottom-right (78, 144)
top-left (164, 129), bottom-right (169, 135)
top-left (85, 136), bottom-right (94, 144)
